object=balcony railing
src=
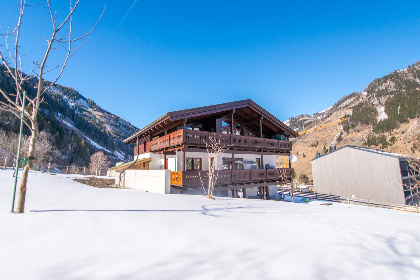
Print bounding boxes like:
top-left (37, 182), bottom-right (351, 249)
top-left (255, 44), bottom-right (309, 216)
top-left (170, 168), bottom-right (293, 187)
top-left (150, 129), bottom-right (291, 152)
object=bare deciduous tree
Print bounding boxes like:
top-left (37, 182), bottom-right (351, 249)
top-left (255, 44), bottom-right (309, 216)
top-left (200, 136), bottom-right (227, 199)
top-left (0, 0), bottom-right (104, 213)
top-left (0, 129), bottom-right (56, 171)
top-left (403, 157), bottom-right (420, 205)
top-left (69, 163), bottom-right (80, 174)
top-left (33, 131), bottom-right (53, 170)
top-left (89, 151), bottom-right (109, 176)
top-left (399, 129), bottom-right (420, 205)
top-left (0, 129), bottom-right (29, 169)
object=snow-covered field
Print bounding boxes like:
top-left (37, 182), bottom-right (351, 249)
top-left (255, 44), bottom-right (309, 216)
top-left (1, 170), bottom-right (420, 280)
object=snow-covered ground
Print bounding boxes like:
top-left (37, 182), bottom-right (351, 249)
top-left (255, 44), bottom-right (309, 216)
top-left (1, 170), bottom-right (420, 280)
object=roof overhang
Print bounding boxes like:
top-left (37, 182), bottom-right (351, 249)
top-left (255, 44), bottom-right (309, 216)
top-left (124, 99), bottom-right (298, 144)
top-left (109, 158), bottom-right (152, 171)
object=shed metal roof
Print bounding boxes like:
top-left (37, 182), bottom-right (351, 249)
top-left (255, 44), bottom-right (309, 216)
top-left (311, 145), bottom-right (413, 161)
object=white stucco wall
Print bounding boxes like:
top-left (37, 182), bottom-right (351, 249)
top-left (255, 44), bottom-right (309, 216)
top-left (243, 185), bottom-right (278, 198)
top-left (137, 153), bottom-right (176, 170)
top-left (268, 185), bottom-right (278, 195)
top-left (246, 187), bottom-right (259, 197)
top-left (121, 170), bottom-right (171, 194)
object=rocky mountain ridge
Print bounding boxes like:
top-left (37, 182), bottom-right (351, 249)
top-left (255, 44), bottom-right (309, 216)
top-left (0, 65), bottom-right (138, 167)
top-left (284, 61), bottom-right (420, 181)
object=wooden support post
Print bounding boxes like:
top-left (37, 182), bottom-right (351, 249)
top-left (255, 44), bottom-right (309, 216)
top-left (417, 204), bottom-right (419, 213)
top-left (259, 116), bottom-right (263, 138)
top-left (265, 186), bottom-right (269, 199)
top-left (231, 110), bottom-right (235, 135)
top-left (136, 136), bottom-right (139, 156)
top-left (243, 188), bottom-right (246, 199)
top-left (163, 153), bottom-right (167, 169)
top-left (231, 150), bottom-right (235, 183)
top-left (183, 150), bottom-right (186, 171)
top-left (231, 151), bottom-right (235, 170)
top-left (347, 197), bottom-right (350, 204)
top-left (261, 154), bottom-right (264, 170)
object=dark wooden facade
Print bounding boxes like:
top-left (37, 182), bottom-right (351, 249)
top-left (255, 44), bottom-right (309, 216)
top-left (125, 99), bottom-right (297, 192)
top-left (171, 168), bottom-right (294, 190)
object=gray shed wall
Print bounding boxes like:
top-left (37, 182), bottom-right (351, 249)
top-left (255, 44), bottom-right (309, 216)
top-left (312, 147), bottom-right (405, 205)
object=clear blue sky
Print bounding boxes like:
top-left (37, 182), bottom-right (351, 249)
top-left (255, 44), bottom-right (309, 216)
top-left (1, 1), bottom-right (420, 129)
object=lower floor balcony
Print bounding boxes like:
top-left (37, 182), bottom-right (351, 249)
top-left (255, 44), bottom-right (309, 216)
top-left (170, 168), bottom-right (293, 188)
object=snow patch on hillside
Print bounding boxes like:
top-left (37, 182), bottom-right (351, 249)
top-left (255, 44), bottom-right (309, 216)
top-left (318, 105), bottom-right (333, 114)
top-left (377, 106), bottom-right (388, 122)
top-left (59, 116), bottom-right (125, 161)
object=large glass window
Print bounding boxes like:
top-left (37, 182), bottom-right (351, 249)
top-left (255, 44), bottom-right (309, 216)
top-left (222, 121), bottom-right (231, 134)
top-left (186, 158), bottom-right (202, 171)
top-left (187, 126), bottom-right (200, 131)
top-left (222, 158), bottom-right (244, 169)
top-left (235, 158), bottom-right (244, 169)
top-left (222, 158), bottom-right (232, 169)
top-left (234, 122), bottom-right (242, 135)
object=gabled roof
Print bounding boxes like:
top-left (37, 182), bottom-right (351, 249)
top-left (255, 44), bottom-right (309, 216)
top-left (124, 99), bottom-right (297, 143)
top-left (312, 145), bottom-right (414, 161)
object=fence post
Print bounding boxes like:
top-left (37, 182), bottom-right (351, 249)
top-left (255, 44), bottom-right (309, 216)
top-left (368, 198), bottom-right (370, 207)
top-left (66, 166), bottom-right (69, 174)
top-left (417, 204), bottom-right (419, 213)
top-left (347, 197), bottom-right (350, 204)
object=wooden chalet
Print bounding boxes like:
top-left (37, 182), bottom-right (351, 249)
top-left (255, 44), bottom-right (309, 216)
top-left (123, 99), bottom-right (297, 197)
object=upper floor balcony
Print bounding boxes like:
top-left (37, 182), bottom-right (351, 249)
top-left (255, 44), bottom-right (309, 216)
top-left (149, 129), bottom-right (292, 153)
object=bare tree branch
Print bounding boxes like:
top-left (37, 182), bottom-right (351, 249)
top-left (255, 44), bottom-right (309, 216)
top-left (0, 0), bottom-right (105, 213)
top-left (0, 103), bottom-right (32, 130)
top-left (201, 136), bottom-right (228, 199)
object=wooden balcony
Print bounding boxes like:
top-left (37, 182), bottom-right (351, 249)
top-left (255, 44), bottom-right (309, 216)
top-left (150, 129), bottom-right (291, 152)
top-left (170, 168), bottom-right (293, 188)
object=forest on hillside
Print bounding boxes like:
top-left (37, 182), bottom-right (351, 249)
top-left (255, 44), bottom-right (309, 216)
top-left (0, 65), bottom-right (136, 171)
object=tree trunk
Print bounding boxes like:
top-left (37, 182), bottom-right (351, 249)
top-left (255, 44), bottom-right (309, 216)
top-left (17, 163), bottom-right (30, 213)
top-left (16, 125), bottom-right (37, 214)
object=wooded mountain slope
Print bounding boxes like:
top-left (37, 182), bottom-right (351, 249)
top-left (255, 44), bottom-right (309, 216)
top-left (284, 61), bottom-right (420, 181)
top-left (0, 65), bottom-right (137, 168)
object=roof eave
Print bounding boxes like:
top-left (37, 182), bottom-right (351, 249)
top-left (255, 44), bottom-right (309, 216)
top-left (123, 114), bottom-right (170, 144)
